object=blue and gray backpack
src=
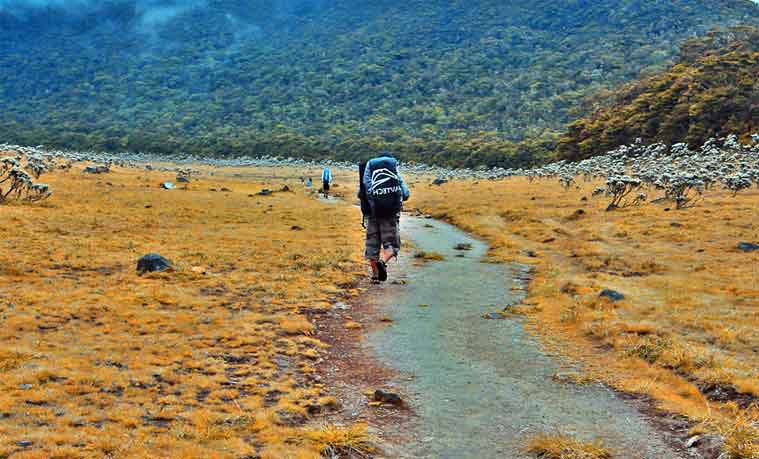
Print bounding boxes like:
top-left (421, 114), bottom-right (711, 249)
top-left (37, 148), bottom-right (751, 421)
top-left (367, 157), bottom-right (402, 217)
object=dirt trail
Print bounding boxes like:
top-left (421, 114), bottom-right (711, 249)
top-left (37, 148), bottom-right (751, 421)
top-left (364, 216), bottom-right (688, 459)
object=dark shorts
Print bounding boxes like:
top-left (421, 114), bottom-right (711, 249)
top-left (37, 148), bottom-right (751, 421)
top-left (365, 215), bottom-right (401, 260)
top-left (323, 181), bottom-right (330, 191)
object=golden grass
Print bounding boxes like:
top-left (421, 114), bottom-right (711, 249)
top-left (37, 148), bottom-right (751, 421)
top-left (0, 164), bottom-right (367, 458)
top-left (413, 250), bottom-right (445, 262)
top-left (526, 433), bottom-right (611, 459)
top-left (412, 177), bottom-right (759, 446)
top-left (307, 423), bottom-right (376, 458)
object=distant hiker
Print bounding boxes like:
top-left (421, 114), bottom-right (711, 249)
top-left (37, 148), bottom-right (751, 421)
top-left (307, 177), bottom-right (313, 190)
top-left (360, 153), bottom-right (410, 283)
top-left (322, 167), bottom-right (332, 198)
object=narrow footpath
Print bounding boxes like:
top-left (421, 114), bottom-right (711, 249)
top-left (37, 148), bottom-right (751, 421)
top-left (364, 216), bottom-right (686, 459)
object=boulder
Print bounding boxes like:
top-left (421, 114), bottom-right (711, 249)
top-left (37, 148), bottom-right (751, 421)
top-left (737, 242), bottom-right (759, 252)
top-left (137, 254), bottom-right (173, 274)
top-left (685, 434), bottom-right (723, 458)
top-left (256, 189), bottom-right (273, 196)
top-left (483, 312), bottom-right (506, 320)
top-left (83, 165), bottom-right (109, 174)
top-left (372, 390), bottom-right (403, 406)
top-left (176, 175), bottom-right (190, 183)
top-left (431, 177), bottom-right (448, 186)
top-left (161, 182), bottom-right (175, 190)
top-left (599, 289), bottom-right (625, 302)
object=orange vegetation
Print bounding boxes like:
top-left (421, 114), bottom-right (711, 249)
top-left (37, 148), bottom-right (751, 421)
top-left (412, 177), bottom-right (759, 452)
top-left (0, 164), bottom-right (370, 458)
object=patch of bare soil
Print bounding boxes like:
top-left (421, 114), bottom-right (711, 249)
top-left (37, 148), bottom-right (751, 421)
top-left (312, 278), bottom-right (415, 458)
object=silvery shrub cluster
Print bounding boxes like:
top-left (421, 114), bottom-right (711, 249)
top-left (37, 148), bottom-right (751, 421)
top-left (2, 133), bottom-right (757, 210)
top-left (0, 153), bottom-right (53, 203)
top-left (521, 134), bottom-right (759, 210)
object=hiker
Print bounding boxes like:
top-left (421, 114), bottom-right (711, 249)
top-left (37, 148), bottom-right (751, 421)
top-left (359, 153), bottom-right (410, 283)
top-left (306, 177), bottom-right (313, 191)
top-left (322, 166), bottom-right (332, 198)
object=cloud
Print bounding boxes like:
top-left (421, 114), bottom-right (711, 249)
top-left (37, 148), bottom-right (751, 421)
top-left (0, 0), bottom-right (208, 28)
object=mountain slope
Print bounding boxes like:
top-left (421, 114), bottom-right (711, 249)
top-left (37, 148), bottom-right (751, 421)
top-left (557, 26), bottom-right (759, 161)
top-left (1, 0), bottom-right (758, 166)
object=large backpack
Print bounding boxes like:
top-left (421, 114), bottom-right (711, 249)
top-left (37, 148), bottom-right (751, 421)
top-left (358, 161), bottom-right (371, 217)
top-left (367, 157), bottom-right (402, 217)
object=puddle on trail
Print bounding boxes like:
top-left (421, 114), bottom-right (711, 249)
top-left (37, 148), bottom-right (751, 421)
top-left (366, 217), bottom-right (682, 459)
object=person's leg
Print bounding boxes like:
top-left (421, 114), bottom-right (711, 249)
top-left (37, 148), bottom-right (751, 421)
top-left (375, 216), bottom-right (401, 281)
top-left (364, 217), bottom-right (381, 282)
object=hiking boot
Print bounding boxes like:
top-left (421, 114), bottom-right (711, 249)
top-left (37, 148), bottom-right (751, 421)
top-left (377, 260), bottom-right (388, 282)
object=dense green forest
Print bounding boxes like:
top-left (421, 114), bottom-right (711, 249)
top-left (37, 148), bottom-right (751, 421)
top-left (1, 0), bottom-right (757, 167)
top-left (557, 26), bottom-right (759, 161)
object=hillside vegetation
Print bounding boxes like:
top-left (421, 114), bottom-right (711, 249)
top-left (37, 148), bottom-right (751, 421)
top-left (1, 0), bottom-right (758, 167)
top-left (558, 26), bottom-right (759, 161)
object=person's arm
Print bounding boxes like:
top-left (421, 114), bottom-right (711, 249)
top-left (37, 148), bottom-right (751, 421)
top-left (398, 170), bottom-right (410, 201)
top-left (363, 160), bottom-right (373, 195)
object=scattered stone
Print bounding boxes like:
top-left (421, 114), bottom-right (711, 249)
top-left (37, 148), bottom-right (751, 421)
top-left (542, 237), bottom-right (556, 244)
top-left (220, 187), bottom-right (232, 192)
top-left (391, 279), bottom-right (407, 285)
top-left (136, 253), bottom-right (173, 274)
top-left (454, 242), bottom-right (473, 251)
top-left (431, 177), bottom-right (448, 186)
top-left (190, 266), bottom-right (207, 275)
top-left (145, 165), bottom-right (153, 171)
top-left (83, 165), bottom-right (109, 174)
top-left (161, 182), bottom-right (175, 190)
top-left (257, 189), bottom-right (273, 196)
top-left (599, 289), bottom-right (625, 302)
top-left (670, 222), bottom-right (683, 228)
top-left (291, 225), bottom-right (303, 231)
top-left (372, 390), bottom-right (403, 406)
top-left (483, 312), bottom-right (506, 320)
top-left (280, 185), bottom-right (291, 192)
top-left (333, 302), bottom-right (351, 311)
top-left (18, 384), bottom-right (33, 390)
top-left (737, 242), bottom-right (759, 252)
top-left (567, 209), bottom-right (586, 220)
top-left (523, 250), bottom-right (538, 258)
top-left (16, 440), bottom-right (33, 448)
top-left (685, 434), bottom-right (723, 457)
top-left (176, 175), bottom-right (190, 183)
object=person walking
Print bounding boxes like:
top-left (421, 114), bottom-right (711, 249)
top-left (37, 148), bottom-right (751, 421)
top-left (322, 166), bottom-right (332, 198)
top-left (359, 153), bottom-right (410, 283)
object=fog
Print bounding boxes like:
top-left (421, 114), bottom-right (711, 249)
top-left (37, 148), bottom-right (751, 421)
top-left (0, 0), bottom-right (329, 30)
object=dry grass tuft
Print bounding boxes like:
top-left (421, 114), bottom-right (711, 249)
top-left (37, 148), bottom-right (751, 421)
top-left (308, 423), bottom-right (377, 458)
top-left (720, 407), bottom-right (759, 459)
top-left (526, 433), bottom-right (612, 459)
top-left (413, 250), bottom-right (445, 262)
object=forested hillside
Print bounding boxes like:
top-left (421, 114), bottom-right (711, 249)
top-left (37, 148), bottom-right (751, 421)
top-left (1, 0), bottom-right (757, 167)
top-left (558, 26), bottom-right (759, 161)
